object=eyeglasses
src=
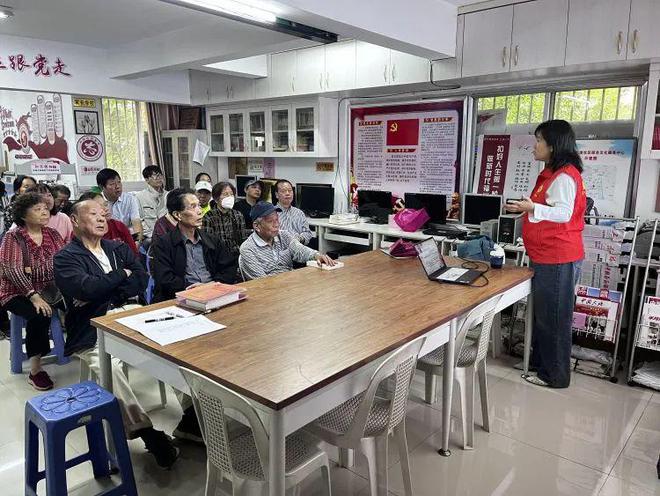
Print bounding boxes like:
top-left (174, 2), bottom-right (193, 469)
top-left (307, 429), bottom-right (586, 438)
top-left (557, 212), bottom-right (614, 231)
top-left (149, 173), bottom-right (163, 179)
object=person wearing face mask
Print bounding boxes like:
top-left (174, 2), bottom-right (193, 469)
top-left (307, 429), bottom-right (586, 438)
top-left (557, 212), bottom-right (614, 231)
top-left (274, 179), bottom-right (313, 245)
top-left (151, 188), bottom-right (237, 302)
top-left (202, 182), bottom-right (247, 258)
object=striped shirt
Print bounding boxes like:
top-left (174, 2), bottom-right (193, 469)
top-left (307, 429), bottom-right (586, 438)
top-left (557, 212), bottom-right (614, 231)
top-left (239, 230), bottom-right (317, 280)
top-left (276, 204), bottom-right (313, 245)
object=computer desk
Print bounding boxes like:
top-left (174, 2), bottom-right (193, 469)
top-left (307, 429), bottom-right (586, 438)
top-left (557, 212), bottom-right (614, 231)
top-left (92, 250), bottom-right (533, 496)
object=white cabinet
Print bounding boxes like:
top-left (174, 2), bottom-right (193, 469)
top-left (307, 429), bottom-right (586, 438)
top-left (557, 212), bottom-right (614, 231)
top-left (640, 67), bottom-right (660, 160)
top-left (161, 130), bottom-right (210, 189)
top-left (324, 41), bottom-right (356, 91)
top-left (565, 0), bottom-right (631, 65)
top-left (461, 6), bottom-right (513, 77)
top-left (206, 97), bottom-right (337, 157)
top-left (510, 0), bottom-right (568, 72)
top-left (295, 46), bottom-right (326, 95)
top-left (271, 51), bottom-right (297, 97)
top-left (254, 56), bottom-right (271, 99)
top-left (627, 0), bottom-right (660, 60)
top-left (355, 42), bottom-right (391, 87)
top-left (389, 49), bottom-right (429, 85)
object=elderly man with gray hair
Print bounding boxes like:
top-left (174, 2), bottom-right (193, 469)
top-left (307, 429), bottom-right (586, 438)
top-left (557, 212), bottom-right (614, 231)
top-left (239, 201), bottom-right (334, 280)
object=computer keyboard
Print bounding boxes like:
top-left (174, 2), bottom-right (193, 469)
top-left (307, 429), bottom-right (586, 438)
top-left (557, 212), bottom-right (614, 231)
top-left (423, 227), bottom-right (468, 239)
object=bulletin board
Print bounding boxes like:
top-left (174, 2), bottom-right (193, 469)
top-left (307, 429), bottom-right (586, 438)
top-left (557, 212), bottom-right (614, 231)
top-left (473, 135), bottom-right (636, 217)
top-left (350, 100), bottom-right (464, 206)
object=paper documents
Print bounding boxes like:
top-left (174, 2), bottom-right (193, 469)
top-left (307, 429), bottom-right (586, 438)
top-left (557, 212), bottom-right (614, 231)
top-left (116, 306), bottom-right (226, 346)
top-left (193, 140), bottom-right (210, 166)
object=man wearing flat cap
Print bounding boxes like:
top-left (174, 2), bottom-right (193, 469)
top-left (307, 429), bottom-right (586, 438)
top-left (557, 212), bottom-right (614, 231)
top-left (239, 201), bottom-right (334, 280)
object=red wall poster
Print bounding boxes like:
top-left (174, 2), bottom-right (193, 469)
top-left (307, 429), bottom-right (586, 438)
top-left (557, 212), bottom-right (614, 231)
top-left (350, 101), bottom-right (463, 208)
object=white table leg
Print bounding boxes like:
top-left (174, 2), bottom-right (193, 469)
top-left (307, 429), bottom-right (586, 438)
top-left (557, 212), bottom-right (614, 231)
top-left (371, 232), bottom-right (382, 251)
top-left (268, 409), bottom-right (286, 496)
top-left (523, 291), bottom-right (534, 376)
top-left (96, 328), bottom-right (117, 467)
top-left (317, 226), bottom-right (327, 254)
top-left (439, 319), bottom-right (456, 456)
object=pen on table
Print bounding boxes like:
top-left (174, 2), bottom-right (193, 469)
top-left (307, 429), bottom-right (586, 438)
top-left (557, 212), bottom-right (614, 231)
top-left (144, 316), bottom-right (176, 323)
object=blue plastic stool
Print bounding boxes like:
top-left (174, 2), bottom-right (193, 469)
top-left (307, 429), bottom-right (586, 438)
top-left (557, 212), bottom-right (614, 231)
top-left (140, 244), bottom-right (154, 304)
top-left (25, 381), bottom-right (137, 496)
top-left (10, 312), bottom-right (70, 374)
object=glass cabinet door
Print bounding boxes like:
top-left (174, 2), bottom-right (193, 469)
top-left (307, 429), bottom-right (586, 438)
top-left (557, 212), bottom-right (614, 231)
top-left (249, 111), bottom-right (266, 152)
top-left (162, 137), bottom-right (174, 189)
top-left (177, 137), bottom-right (190, 189)
top-left (209, 114), bottom-right (225, 152)
top-left (228, 113), bottom-right (245, 153)
top-left (271, 108), bottom-right (290, 152)
top-left (295, 107), bottom-right (315, 152)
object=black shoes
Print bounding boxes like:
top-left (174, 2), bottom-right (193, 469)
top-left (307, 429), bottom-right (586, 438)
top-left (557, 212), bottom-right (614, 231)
top-left (137, 428), bottom-right (180, 469)
top-left (173, 406), bottom-right (204, 444)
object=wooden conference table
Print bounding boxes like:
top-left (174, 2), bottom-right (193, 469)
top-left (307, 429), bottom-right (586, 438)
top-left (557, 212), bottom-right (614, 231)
top-left (93, 250), bottom-right (533, 496)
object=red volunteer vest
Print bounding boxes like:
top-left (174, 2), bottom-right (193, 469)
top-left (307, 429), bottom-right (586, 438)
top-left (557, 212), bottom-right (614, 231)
top-left (522, 164), bottom-right (586, 264)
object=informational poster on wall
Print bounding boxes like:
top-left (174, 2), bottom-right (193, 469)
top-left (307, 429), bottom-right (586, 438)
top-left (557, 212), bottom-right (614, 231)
top-left (74, 95), bottom-right (106, 178)
top-left (0, 90), bottom-right (75, 169)
top-left (473, 134), bottom-right (541, 199)
top-left (576, 139), bottom-right (635, 218)
top-left (473, 135), bottom-right (635, 217)
top-left (350, 101), bottom-right (463, 206)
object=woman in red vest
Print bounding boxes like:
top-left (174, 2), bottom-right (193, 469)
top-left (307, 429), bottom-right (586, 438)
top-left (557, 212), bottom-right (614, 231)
top-left (506, 119), bottom-right (586, 388)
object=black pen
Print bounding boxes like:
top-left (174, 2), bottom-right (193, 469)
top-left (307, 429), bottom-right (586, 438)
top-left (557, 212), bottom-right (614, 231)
top-left (144, 316), bottom-right (176, 323)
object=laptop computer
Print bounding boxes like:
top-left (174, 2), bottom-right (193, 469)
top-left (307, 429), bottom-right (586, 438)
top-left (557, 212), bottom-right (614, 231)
top-left (415, 238), bottom-right (483, 285)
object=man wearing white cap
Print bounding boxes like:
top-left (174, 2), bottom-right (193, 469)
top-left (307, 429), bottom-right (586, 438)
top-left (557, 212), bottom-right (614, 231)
top-left (195, 180), bottom-right (213, 216)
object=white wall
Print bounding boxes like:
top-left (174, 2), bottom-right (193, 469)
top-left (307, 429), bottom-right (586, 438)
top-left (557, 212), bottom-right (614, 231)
top-left (0, 34), bottom-right (191, 104)
top-left (634, 158), bottom-right (660, 219)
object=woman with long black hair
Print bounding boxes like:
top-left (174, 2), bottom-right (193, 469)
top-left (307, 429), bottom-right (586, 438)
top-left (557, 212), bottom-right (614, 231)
top-left (506, 119), bottom-right (586, 388)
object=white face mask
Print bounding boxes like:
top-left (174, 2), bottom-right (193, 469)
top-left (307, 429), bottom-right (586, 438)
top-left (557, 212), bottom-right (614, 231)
top-left (220, 196), bottom-right (235, 209)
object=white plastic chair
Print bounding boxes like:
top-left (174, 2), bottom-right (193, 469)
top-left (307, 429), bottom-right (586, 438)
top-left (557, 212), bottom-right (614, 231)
top-left (305, 336), bottom-right (425, 496)
top-left (417, 296), bottom-right (501, 450)
top-left (180, 367), bottom-right (331, 496)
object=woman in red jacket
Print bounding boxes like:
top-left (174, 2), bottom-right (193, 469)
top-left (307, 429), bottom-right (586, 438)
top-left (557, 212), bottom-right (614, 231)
top-left (506, 119), bottom-right (585, 388)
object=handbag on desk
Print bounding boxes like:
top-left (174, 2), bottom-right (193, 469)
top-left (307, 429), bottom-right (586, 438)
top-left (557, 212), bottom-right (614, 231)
top-left (14, 231), bottom-right (62, 306)
top-left (394, 208), bottom-right (430, 232)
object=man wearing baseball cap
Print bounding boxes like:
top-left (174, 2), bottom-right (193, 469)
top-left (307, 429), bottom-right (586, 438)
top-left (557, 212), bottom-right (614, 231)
top-left (233, 178), bottom-right (263, 227)
top-left (239, 201), bottom-right (335, 280)
top-left (195, 180), bottom-right (213, 216)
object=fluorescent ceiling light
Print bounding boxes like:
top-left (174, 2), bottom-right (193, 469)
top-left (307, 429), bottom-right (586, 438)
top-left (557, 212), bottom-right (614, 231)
top-left (0, 6), bottom-right (14, 19)
top-left (164, 0), bottom-right (276, 24)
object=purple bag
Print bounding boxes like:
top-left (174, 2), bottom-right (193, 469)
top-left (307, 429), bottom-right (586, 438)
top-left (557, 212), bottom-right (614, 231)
top-left (394, 208), bottom-right (430, 232)
top-left (389, 239), bottom-right (419, 258)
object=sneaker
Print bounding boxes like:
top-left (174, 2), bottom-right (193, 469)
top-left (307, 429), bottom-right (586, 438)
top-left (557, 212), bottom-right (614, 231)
top-left (139, 428), bottom-right (180, 469)
top-left (28, 371), bottom-right (54, 391)
top-left (523, 374), bottom-right (550, 387)
top-left (173, 407), bottom-right (204, 444)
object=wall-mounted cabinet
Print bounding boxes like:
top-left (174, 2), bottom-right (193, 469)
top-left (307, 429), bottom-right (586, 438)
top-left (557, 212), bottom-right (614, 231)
top-left (626, 0), bottom-right (660, 61)
top-left (355, 42), bottom-right (429, 88)
top-left (207, 97), bottom-right (338, 158)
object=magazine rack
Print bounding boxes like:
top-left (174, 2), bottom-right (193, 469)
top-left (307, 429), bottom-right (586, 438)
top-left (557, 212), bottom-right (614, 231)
top-left (571, 216), bottom-right (639, 383)
top-left (627, 218), bottom-right (660, 389)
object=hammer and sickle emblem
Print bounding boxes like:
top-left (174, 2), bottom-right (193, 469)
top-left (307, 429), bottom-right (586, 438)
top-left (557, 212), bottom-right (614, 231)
top-left (390, 122), bottom-right (398, 133)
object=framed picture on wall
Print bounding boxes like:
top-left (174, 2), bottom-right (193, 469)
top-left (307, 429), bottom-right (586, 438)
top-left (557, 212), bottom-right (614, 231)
top-left (74, 110), bottom-right (100, 135)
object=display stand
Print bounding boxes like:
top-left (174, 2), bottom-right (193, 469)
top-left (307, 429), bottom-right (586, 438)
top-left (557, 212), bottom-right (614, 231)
top-left (570, 216), bottom-right (639, 382)
top-left (627, 219), bottom-right (660, 390)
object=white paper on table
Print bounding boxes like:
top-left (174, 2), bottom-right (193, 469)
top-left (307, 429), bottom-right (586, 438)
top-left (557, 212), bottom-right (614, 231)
top-left (116, 306), bottom-right (226, 346)
top-left (192, 140), bottom-right (210, 166)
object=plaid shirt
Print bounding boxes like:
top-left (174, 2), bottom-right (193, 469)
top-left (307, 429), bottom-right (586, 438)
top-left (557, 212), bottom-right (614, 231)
top-left (202, 208), bottom-right (248, 255)
top-left (0, 227), bottom-right (65, 305)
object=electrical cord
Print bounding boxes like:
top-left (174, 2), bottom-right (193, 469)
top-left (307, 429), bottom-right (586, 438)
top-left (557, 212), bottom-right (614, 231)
top-left (459, 257), bottom-right (490, 287)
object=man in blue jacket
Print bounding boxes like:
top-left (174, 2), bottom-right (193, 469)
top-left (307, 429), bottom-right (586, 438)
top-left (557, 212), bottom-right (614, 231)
top-left (54, 199), bottom-right (179, 469)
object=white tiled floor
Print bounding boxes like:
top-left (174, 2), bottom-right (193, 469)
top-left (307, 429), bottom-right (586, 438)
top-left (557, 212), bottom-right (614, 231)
top-left (1, 340), bottom-right (658, 496)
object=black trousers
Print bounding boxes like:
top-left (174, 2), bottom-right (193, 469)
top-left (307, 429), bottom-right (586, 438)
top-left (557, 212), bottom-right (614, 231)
top-left (4, 296), bottom-right (52, 359)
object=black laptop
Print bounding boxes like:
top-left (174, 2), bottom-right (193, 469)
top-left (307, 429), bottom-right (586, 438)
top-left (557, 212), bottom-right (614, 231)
top-left (415, 238), bottom-right (482, 285)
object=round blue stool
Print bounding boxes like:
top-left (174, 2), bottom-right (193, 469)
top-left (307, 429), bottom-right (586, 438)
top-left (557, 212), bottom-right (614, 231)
top-left (25, 381), bottom-right (137, 495)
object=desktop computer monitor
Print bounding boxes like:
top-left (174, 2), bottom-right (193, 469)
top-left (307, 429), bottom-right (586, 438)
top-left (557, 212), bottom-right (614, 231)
top-left (299, 185), bottom-right (335, 217)
top-left (462, 193), bottom-right (503, 227)
top-left (296, 183), bottom-right (331, 207)
top-left (235, 175), bottom-right (257, 198)
top-left (357, 190), bottom-right (392, 209)
top-left (404, 193), bottom-right (447, 226)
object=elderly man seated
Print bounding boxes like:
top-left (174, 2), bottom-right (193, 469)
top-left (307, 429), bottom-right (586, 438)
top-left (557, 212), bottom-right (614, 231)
top-left (54, 200), bottom-right (180, 469)
top-left (151, 188), bottom-right (237, 302)
top-left (239, 201), bottom-right (334, 280)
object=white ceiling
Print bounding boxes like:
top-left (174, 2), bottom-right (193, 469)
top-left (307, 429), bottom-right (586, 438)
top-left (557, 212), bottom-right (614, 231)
top-left (0, 0), bottom-right (282, 48)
